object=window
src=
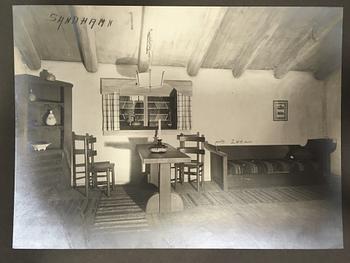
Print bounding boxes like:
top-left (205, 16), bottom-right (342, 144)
top-left (118, 95), bottom-right (176, 130)
top-left (100, 78), bottom-right (192, 134)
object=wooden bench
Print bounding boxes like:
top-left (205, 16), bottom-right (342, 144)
top-left (205, 139), bottom-right (336, 191)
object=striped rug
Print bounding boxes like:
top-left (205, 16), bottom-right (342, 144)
top-left (92, 189), bottom-right (150, 233)
top-left (179, 185), bottom-right (326, 209)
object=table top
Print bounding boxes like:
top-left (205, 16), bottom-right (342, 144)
top-left (136, 143), bottom-right (191, 164)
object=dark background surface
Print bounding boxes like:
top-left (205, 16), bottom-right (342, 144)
top-left (1, 0), bottom-right (350, 262)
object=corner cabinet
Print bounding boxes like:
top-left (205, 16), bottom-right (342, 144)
top-left (15, 74), bottom-right (73, 177)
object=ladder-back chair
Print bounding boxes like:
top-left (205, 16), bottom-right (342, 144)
top-left (175, 132), bottom-right (205, 191)
top-left (86, 134), bottom-right (115, 197)
top-left (72, 132), bottom-right (115, 197)
top-left (72, 132), bottom-right (90, 196)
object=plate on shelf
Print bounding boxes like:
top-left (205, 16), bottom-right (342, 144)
top-left (31, 142), bottom-right (51, 151)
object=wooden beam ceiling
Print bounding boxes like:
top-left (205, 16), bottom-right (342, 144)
top-left (186, 7), bottom-right (227, 77)
top-left (231, 9), bottom-right (283, 78)
top-left (13, 13), bottom-right (41, 70)
top-left (274, 12), bottom-right (342, 79)
top-left (70, 6), bottom-right (98, 73)
top-left (12, 6), bottom-right (342, 80)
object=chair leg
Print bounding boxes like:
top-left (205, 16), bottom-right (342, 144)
top-left (106, 170), bottom-right (111, 197)
top-left (196, 167), bottom-right (200, 192)
top-left (93, 171), bottom-right (98, 188)
top-left (85, 171), bottom-right (89, 198)
top-left (111, 167), bottom-right (115, 191)
top-left (73, 172), bottom-right (76, 188)
top-left (179, 164), bottom-right (183, 184)
top-left (188, 167), bottom-right (191, 183)
top-left (201, 165), bottom-right (204, 191)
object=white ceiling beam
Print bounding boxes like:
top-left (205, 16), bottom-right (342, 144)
top-left (13, 14), bottom-right (41, 70)
top-left (274, 15), bottom-right (342, 79)
top-left (137, 6), bottom-right (149, 73)
top-left (70, 6), bottom-right (98, 73)
top-left (232, 10), bottom-right (282, 78)
top-left (186, 8), bottom-right (227, 77)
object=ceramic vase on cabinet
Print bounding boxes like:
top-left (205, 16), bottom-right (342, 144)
top-left (46, 110), bottom-right (57, 126)
top-left (29, 89), bottom-right (36, 101)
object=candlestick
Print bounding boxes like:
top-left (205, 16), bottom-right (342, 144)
top-left (158, 118), bottom-right (162, 138)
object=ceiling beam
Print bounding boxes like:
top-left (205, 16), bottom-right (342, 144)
top-left (13, 14), bottom-right (41, 70)
top-left (274, 15), bottom-right (342, 79)
top-left (314, 49), bottom-right (341, 80)
top-left (232, 10), bottom-right (282, 78)
top-left (186, 8), bottom-right (227, 77)
top-left (70, 6), bottom-right (98, 73)
top-left (137, 6), bottom-right (148, 73)
top-left (313, 21), bottom-right (342, 80)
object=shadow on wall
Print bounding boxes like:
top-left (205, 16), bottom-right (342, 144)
top-left (115, 58), bottom-right (139, 77)
top-left (104, 137), bottom-right (149, 185)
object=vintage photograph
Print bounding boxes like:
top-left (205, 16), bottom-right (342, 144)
top-left (12, 5), bottom-right (343, 248)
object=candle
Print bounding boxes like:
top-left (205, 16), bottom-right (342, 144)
top-left (158, 118), bottom-right (162, 138)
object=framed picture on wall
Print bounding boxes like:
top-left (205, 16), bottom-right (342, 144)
top-left (273, 100), bottom-right (288, 121)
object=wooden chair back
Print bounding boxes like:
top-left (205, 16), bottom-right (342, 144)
top-left (72, 132), bottom-right (89, 195)
top-left (177, 132), bottom-right (205, 163)
top-left (86, 134), bottom-right (98, 168)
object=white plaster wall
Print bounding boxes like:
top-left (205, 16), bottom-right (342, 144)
top-left (14, 46), bottom-right (29, 74)
top-left (24, 60), bottom-right (326, 184)
top-left (193, 69), bottom-right (325, 145)
top-left (324, 70), bottom-right (342, 176)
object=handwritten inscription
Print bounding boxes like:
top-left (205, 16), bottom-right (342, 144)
top-left (215, 139), bottom-right (253, 145)
top-left (49, 13), bottom-right (113, 31)
top-left (231, 139), bottom-right (253, 144)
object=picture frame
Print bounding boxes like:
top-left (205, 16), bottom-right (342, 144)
top-left (273, 100), bottom-right (288, 121)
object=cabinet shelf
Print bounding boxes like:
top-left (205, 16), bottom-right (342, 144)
top-left (29, 125), bottom-right (64, 129)
top-left (29, 148), bottom-right (62, 155)
top-left (29, 100), bottom-right (64, 106)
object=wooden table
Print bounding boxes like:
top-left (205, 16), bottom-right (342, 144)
top-left (136, 143), bottom-right (191, 213)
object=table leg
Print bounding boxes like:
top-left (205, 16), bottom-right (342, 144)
top-left (149, 163), bottom-right (159, 187)
top-left (159, 163), bottom-right (171, 213)
top-left (145, 162), bottom-right (184, 214)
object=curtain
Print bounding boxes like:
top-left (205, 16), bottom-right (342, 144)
top-left (102, 92), bottom-right (120, 131)
top-left (177, 92), bottom-right (192, 130)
